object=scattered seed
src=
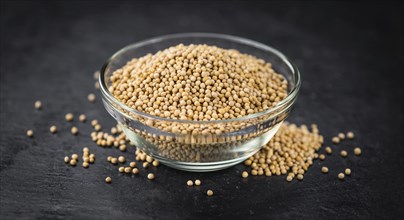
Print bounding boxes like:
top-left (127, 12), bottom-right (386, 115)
top-left (34, 100), bottom-right (42, 110)
top-left (147, 173), bottom-right (155, 180)
top-left (130, 162), bottom-right (136, 168)
top-left (79, 114), bottom-right (86, 122)
top-left (195, 179), bottom-right (201, 186)
top-left (146, 156), bottom-right (153, 163)
top-left (27, 130), bottom-right (34, 138)
top-left (187, 180), bottom-right (193, 186)
top-left (71, 126), bottom-right (78, 135)
top-left (207, 190), bottom-right (213, 196)
top-left (119, 167), bottom-right (125, 173)
top-left (118, 156), bottom-right (126, 163)
top-left (83, 157), bottom-right (89, 163)
top-left (338, 133), bottom-right (345, 140)
top-left (71, 154), bottom-right (78, 160)
top-left (325, 146), bottom-right (332, 154)
top-left (143, 162), bottom-right (149, 168)
top-left (332, 137), bottom-right (340, 144)
top-left (345, 168), bottom-right (351, 175)
top-left (152, 160), bottom-right (159, 167)
top-left (111, 127), bottom-right (117, 135)
top-left (64, 156), bottom-right (69, 163)
top-left (91, 120), bottom-right (98, 127)
top-left (347, 131), bottom-right (355, 139)
top-left (89, 157), bottom-right (95, 163)
top-left (321, 166), bottom-right (329, 173)
top-left (105, 177), bottom-right (112, 183)
top-left (242, 171), bottom-right (249, 178)
top-left (65, 113), bottom-right (74, 122)
top-left (119, 144), bottom-right (127, 152)
top-left (94, 124), bottom-right (101, 131)
top-left (132, 168), bottom-right (139, 174)
top-left (49, 125), bottom-right (57, 134)
top-left (70, 159), bottom-right (77, 166)
top-left (94, 81), bottom-right (100, 90)
top-left (124, 167), bottom-right (132, 173)
top-left (297, 174), bottom-right (303, 181)
top-left (88, 93), bottom-right (96, 103)
top-left (110, 157), bottom-right (118, 164)
top-left (286, 175), bottom-right (293, 182)
top-left (340, 150), bottom-right (348, 157)
top-left (319, 154), bottom-right (325, 160)
top-left (338, 173), bottom-right (345, 180)
top-left (354, 147), bottom-right (361, 156)
top-left (82, 162), bottom-right (89, 168)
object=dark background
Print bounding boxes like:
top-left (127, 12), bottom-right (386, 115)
top-left (1, 1), bottom-right (403, 219)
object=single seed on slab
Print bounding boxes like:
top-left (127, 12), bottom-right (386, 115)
top-left (319, 154), bottom-right (325, 160)
top-left (95, 81), bottom-right (100, 90)
top-left (207, 190), bottom-right (213, 196)
top-left (83, 147), bottom-right (89, 153)
top-left (111, 158), bottom-right (118, 164)
top-left (152, 160), bottom-right (159, 167)
top-left (347, 131), bottom-right (354, 139)
top-left (91, 120), bottom-right (98, 127)
top-left (71, 126), bottom-right (78, 135)
top-left (64, 156), bottom-right (69, 163)
top-left (332, 137), bottom-right (340, 144)
top-left (286, 175), bottom-right (293, 182)
top-left (297, 174), bottom-right (303, 181)
top-left (82, 162), bottom-right (89, 168)
top-left (34, 100), bottom-right (42, 109)
top-left (338, 173), bottom-right (345, 180)
top-left (88, 93), bottom-right (96, 103)
top-left (79, 114), bottom-right (86, 122)
top-left (143, 162), bottom-right (149, 168)
top-left (325, 146), bottom-right (332, 155)
top-left (338, 133), bottom-right (345, 140)
top-left (146, 156), bottom-right (153, 163)
top-left (345, 168), bottom-right (351, 175)
top-left (118, 167), bottom-right (124, 173)
top-left (124, 167), bottom-right (132, 173)
top-left (132, 168), bottom-right (139, 174)
top-left (321, 166), bottom-right (329, 173)
top-left (195, 179), bottom-right (201, 186)
top-left (89, 157), bottom-right (95, 163)
top-left (130, 162), bottom-right (136, 168)
top-left (118, 156), bottom-right (126, 163)
top-left (70, 159), bottom-right (77, 166)
top-left (94, 124), bottom-right (101, 131)
top-left (27, 130), bottom-right (34, 137)
top-left (105, 177), bottom-right (112, 183)
top-left (187, 180), bottom-right (193, 186)
top-left (147, 173), bottom-right (155, 180)
top-left (242, 171), bottom-right (249, 178)
top-left (354, 147), bottom-right (361, 156)
top-left (119, 145), bottom-right (127, 152)
top-left (71, 154), bottom-right (78, 160)
top-left (89, 154), bottom-right (95, 159)
top-left (340, 150), bottom-right (348, 157)
top-left (65, 113), bottom-right (74, 122)
top-left (107, 156), bottom-right (112, 162)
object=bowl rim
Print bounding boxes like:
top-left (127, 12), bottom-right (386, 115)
top-left (99, 32), bottom-right (301, 124)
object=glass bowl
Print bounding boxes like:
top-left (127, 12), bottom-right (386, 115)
top-left (99, 33), bottom-right (301, 172)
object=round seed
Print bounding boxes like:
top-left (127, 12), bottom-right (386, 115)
top-left (340, 150), bottom-right (348, 157)
top-left (354, 147), bottom-right (361, 156)
top-left (143, 162), bottom-right (149, 168)
top-left (82, 162), bottom-right (89, 168)
top-left (94, 81), bottom-right (100, 90)
top-left (338, 133), bottom-right (345, 140)
top-left (105, 177), bottom-right (112, 183)
top-left (107, 156), bottom-right (112, 162)
top-left (129, 162), bottom-right (136, 168)
top-left (71, 126), bottom-right (78, 135)
top-left (286, 175), bottom-right (293, 182)
top-left (93, 70), bottom-right (100, 80)
top-left (338, 173), bottom-right (345, 180)
top-left (187, 180), bottom-right (193, 186)
top-left (347, 131), bottom-right (354, 139)
top-left (132, 168), bottom-right (139, 174)
top-left (321, 166), bottom-right (329, 173)
top-left (147, 173), bottom-right (155, 180)
top-left (152, 160), bottom-right (159, 167)
top-left (242, 171), bottom-right (249, 178)
top-left (79, 114), bottom-right (86, 122)
top-left (89, 158), bottom-right (94, 163)
top-left (34, 100), bottom-right (42, 109)
top-left (49, 125), bottom-right (57, 134)
top-left (297, 174), bottom-right (304, 181)
top-left (118, 156), bottom-right (126, 163)
top-left (325, 146), bottom-right (332, 155)
top-left (124, 167), bottom-right (132, 173)
top-left (88, 93), bottom-right (96, 103)
top-left (27, 130), bottom-right (34, 138)
top-left (332, 137), bottom-right (340, 144)
top-left (65, 113), bottom-right (74, 122)
top-left (91, 120), bottom-right (98, 127)
top-left (319, 154), bottom-right (325, 160)
top-left (94, 124), bottom-right (101, 131)
top-left (195, 179), bottom-right (201, 186)
top-left (111, 158), bottom-right (118, 164)
top-left (64, 156), bottom-right (69, 163)
top-left (71, 154), bottom-right (78, 160)
top-left (118, 167), bottom-right (124, 173)
top-left (70, 159), bottom-right (77, 166)
top-left (207, 190), bottom-right (213, 196)
top-left (119, 144), bottom-right (127, 152)
top-left (83, 147), bottom-right (89, 153)
top-left (345, 168), bottom-right (351, 175)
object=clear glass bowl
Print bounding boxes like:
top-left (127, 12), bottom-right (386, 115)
top-left (99, 33), bottom-right (301, 172)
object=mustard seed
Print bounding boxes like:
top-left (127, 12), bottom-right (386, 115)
top-left (207, 190), bottom-right (213, 196)
top-left (286, 175), bottom-right (293, 182)
top-left (325, 146), bottom-right (332, 155)
top-left (332, 137), bottom-right (340, 144)
top-left (82, 162), bottom-right (89, 168)
top-left (132, 168), bottom-right (139, 174)
top-left (79, 114), bottom-right (86, 122)
top-left (187, 180), bottom-right (193, 186)
top-left (89, 157), bottom-right (95, 163)
top-left (48, 125), bottom-right (57, 134)
top-left (34, 100), bottom-right (42, 110)
top-left (242, 171), bottom-right (249, 178)
top-left (94, 124), bottom-right (101, 131)
top-left (147, 173), bottom-right (155, 180)
top-left (111, 157), bottom-right (118, 164)
top-left (118, 156), bottom-right (126, 163)
top-left (195, 179), bottom-right (201, 186)
top-left (319, 154), bottom-right (325, 160)
top-left (83, 147), bottom-right (89, 153)
top-left (71, 126), bottom-right (78, 135)
top-left (93, 70), bottom-right (100, 80)
top-left (119, 144), bottom-right (127, 152)
top-left (88, 93), bottom-right (96, 103)
top-left (130, 162), bottom-right (136, 168)
top-left (251, 170), bottom-right (258, 176)
top-left (64, 156), bottom-right (69, 163)
top-left (338, 173), bottom-right (345, 180)
top-left (143, 162), bottom-right (149, 168)
top-left (94, 81), bottom-right (100, 90)
top-left (119, 167), bottom-right (124, 173)
top-left (354, 147), bottom-right (361, 156)
top-left (91, 120), bottom-right (98, 127)
top-left (70, 159), bottom-right (77, 166)
top-left (65, 113), bottom-right (74, 122)
top-left (105, 177), bottom-right (112, 183)
top-left (345, 168), bottom-right (351, 175)
top-left (124, 167), bottom-right (132, 173)
top-left (340, 150), bottom-right (348, 157)
top-left (297, 174), bottom-right (303, 181)
top-left (338, 133), bottom-right (345, 140)
top-left (347, 131), bottom-right (354, 139)
top-left (152, 160), bottom-right (159, 167)
top-left (321, 166), bottom-right (329, 173)
top-left (71, 154), bottom-right (78, 160)
top-left (27, 130), bottom-right (34, 138)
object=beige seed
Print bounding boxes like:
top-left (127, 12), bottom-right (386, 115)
top-left (325, 146), bottom-right (332, 155)
top-left (49, 125), bottom-right (57, 134)
top-left (71, 154), bottom-right (78, 160)
top-left (152, 160), bottom-right (159, 167)
top-left (105, 176), bottom-right (112, 183)
top-left (347, 131), bottom-right (355, 139)
top-left (297, 174), bottom-right (303, 181)
top-left (354, 147), bottom-right (361, 156)
top-left (332, 137), bottom-right (340, 144)
top-left (195, 179), bottom-right (201, 186)
top-left (91, 120), bottom-right (98, 127)
top-left (64, 156), bottom-right (69, 163)
top-left (338, 133), bottom-right (345, 140)
top-left (124, 167), bottom-right (132, 173)
top-left (94, 124), bottom-right (101, 131)
top-left (83, 147), bottom-right (89, 153)
top-left (338, 173), bottom-right (345, 180)
top-left (143, 162), bottom-right (149, 168)
top-left (34, 100), bottom-right (42, 109)
top-left (132, 168), bottom-right (139, 174)
top-left (89, 157), bottom-right (94, 163)
top-left (340, 150), bottom-right (348, 157)
top-left (107, 156), bottom-right (112, 162)
top-left (93, 70), bottom-right (100, 80)
top-left (187, 180), bottom-right (193, 186)
top-left (319, 154), bottom-right (325, 160)
top-left (130, 162), bottom-right (136, 168)
top-left (345, 168), bottom-right (351, 175)
top-left (27, 130), bottom-right (34, 138)
top-left (242, 171), bottom-right (249, 178)
top-left (118, 156), bottom-right (126, 163)
top-left (111, 157), bottom-right (118, 164)
top-left (79, 114), bottom-right (86, 122)
top-left (88, 93), bottom-right (96, 103)
top-left (147, 173), bottom-right (155, 180)
top-left (94, 81), bottom-right (100, 90)
top-left (286, 175), bottom-right (293, 182)
top-left (70, 159), bottom-right (77, 166)
top-left (65, 113), bottom-right (74, 122)
top-left (119, 145), bottom-right (127, 152)
top-left (321, 166), bottom-right (329, 173)
top-left (207, 190), bottom-right (213, 196)
top-left (71, 126), bottom-right (78, 135)
top-left (83, 157), bottom-right (90, 163)
top-left (119, 167), bottom-right (125, 173)
top-left (146, 156), bottom-right (153, 163)
top-left (82, 162), bottom-right (89, 168)
top-left (251, 169), bottom-right (258, 176)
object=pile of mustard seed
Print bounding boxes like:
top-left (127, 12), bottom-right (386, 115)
top-left (109, 44), bottom-right (288, 120)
